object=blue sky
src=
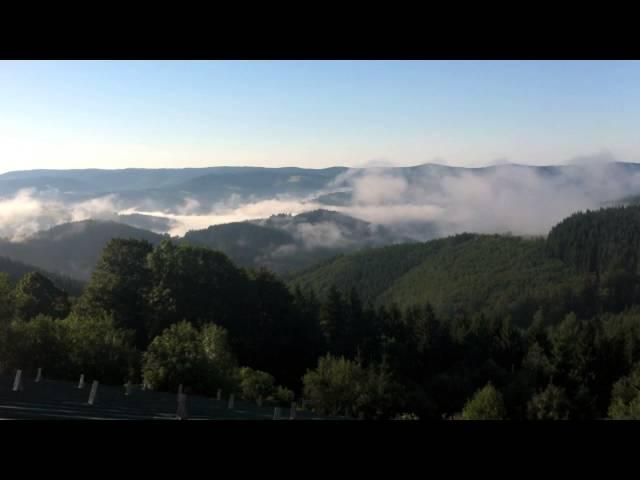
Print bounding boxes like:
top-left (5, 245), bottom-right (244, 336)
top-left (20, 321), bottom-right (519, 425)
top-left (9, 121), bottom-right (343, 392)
top-left (0, 60), bottom-right (638, 173)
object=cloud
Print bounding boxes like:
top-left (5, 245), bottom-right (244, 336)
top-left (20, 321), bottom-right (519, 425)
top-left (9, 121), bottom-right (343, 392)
top-left (0, 189), bottom-right (121, 241)
top-left (89, 159), bottom-right (640, 241)
top-left (128, 198), bottom-right (328, 237)
top-left (328, 159), bottom-right (640, 238)
top-left (291, 222), bottom-right (351, 250)
top-left (3, 156), bottom-right (640, 248)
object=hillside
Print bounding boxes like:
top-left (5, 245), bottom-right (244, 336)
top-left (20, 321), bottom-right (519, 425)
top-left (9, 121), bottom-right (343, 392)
top-left (182, 222), bottom-right (295, 268)
top-left (184, 209), bottom-right (404, 273)
top-left (289, 233), bottom-right (588, 326)
top-left (547, 205), bottom-right (640, 275)
top-left (290, 205), bottom-right (640, 326)
top-left (0, 256), bottom-right (84, 296)
top-left (0, 221), bottom-right (166, 281)
top-left (0, 210), bottom-right (406, 281)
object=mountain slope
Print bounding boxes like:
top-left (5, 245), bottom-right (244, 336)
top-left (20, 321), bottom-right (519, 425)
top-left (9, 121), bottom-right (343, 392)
top-left (0, 256), bottom-right (84, 296)
top-left (0, 209), bottom-right (404, 281)
top-left (289, 233), bottom-right (585, 326)
top-left (182, 222), bottom-right (295, 268)
top-left (0, 221), bottom-right (166, 281)
top-left (183, 209), bottom-right (404, 273)
top-left (547, 205), bottom-right (640, 274)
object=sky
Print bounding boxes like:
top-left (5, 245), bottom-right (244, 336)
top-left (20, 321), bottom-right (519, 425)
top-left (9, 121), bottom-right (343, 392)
top-left (0, 60), bottom-right (639, 174)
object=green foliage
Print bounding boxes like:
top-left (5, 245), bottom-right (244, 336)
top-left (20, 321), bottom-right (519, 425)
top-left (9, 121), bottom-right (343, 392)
top-left (459, 383), bottom-right (507, 420)
top-left (547, 205), bottom-right (640, 276)
top-left (0, 313), bottom-right (136, 384)
top-left (608, 364), bottom-right (640, 420)
top-left (145, 241), bottom-right (247, 338)
top-left (76, 238), bottom-right (154, 347)
top-left (395, 412), bottom-right (419, 420)
top-left (237, 367), bottom-right (276, 402)
top-left (291, 234), bottom-right (584, 327)
top-left (0, 272), bottom-right (14, 323)
top-left (303, 355), bottom-right (364, 416)
top-left (526, 384), bottom-right (571, 420)
top-left (73, 238), bottom-right (323, 388)
top-left (14, 272), bottom-right (70, 321)
top-left (142, 321), bottom-right (238, 396)
top-left (522, 342), bottom-right (553, 386)
top-left (0, 315), bottom-right (68, 375)
top-left (60, 313), bottom-right (138, 384)
top-left (302, 355), bottom-right (401, 419)
top-left (270, 386), bottom-right (295, 407)
top-left (234, 268), bottom-right (308, 388)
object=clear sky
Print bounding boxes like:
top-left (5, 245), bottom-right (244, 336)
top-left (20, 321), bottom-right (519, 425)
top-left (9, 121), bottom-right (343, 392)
top-left (0, 60), bottom-right (639, 173)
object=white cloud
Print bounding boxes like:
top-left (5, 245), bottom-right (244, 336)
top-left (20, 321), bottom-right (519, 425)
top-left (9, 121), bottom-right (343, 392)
top-left (0, 189), bottom-right (120, 241)
top-left (3, 157), bottom-right (640, 246)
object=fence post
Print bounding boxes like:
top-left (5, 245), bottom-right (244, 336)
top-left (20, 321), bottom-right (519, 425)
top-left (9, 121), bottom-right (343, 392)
top-left (88, 380), bottom-right (99, 405)
top-left (177, 393), bottom-right (188, 420)
top-left (12, 370), bottom-right (23, 392)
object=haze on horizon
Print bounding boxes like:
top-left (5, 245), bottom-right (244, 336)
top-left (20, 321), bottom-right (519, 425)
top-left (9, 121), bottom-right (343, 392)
top-left (1, 60), bottom-right (640, 175)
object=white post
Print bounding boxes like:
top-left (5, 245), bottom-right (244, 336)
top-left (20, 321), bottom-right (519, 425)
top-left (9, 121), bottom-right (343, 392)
top-left (217, 388), bottom-right (222, 401)
top-left (228, 394), bottom-right (235, 409)
top-left (290, 402), bottom-right (297, 420)
top-left (273, 407), bottom-right (281, 420)
top-left (88, 380), bottom-right (99, 405)
top-left (176, 393), bottom-right (188, 420)
top-left (77, 374), bottom-right (85, 389)
top-left (12, 370), bottom-right (23, 392)
top-left (125, 381), bottom-right (132, 396)
top-left (35, 368), bottom-right (42, 383)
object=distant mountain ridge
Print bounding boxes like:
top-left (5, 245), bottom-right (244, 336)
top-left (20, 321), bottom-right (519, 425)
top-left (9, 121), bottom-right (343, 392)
top-left (3, 161), bottom-right (640, 285)
top-left (5, 162), bottom-right (640, 212)
top-left (0, 209), bottom-right (404, 281)
top-left (0, 256), bottom-right (84, 296)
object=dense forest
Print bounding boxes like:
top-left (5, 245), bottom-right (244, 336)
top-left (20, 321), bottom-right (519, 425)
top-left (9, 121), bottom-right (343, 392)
top-left (1, 206), bottom-right (640, 419)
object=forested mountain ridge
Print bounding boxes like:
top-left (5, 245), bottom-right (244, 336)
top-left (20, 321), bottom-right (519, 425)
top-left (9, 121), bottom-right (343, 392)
top-left (4, 161), bottom-right (640, 239)
top-left (3, 205), bottom-right (640, 420)
top-left (290, 205), bottom-right (640, 327)
top-left (0, 221), bottom-right (166, 281)
top-left (179, 209), bottom-right (405, 273)
top-left (547, 205), bottom-right (640, 275)
top-left (289, 234), bottom-right (585, 326)
top-left (0, 210), bottom-right (405, 280)
top-left (0, 256), bottom-right (84, 296)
